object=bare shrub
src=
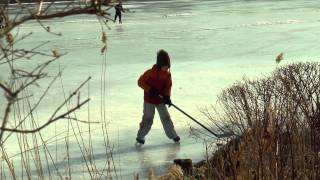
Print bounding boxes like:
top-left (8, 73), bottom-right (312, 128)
top-left (203, 62), bottom-right (320, 179)
top-left (0, 0), bottom-right (117, 179)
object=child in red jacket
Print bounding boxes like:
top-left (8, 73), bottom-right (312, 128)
top-left (136, 49), bottom-right (180, 145)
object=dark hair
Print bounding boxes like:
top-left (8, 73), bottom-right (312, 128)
top-left (156, 49), bottom-right (170, 68)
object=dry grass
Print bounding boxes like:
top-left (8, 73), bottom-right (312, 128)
top-left (197, 62), bottom-right (320, 179)
top-left (146, 165), bottom-right (184, 180)
top-left (0, 1), bottom-right (119, 179)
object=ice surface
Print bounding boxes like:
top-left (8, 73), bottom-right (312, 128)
top-left (1, 0), bottom-right (320, 179)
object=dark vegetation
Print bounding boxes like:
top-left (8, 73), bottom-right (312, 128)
top-left (191, 62), bottom-right (320, 179)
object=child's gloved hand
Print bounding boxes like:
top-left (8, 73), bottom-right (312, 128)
top-left (163, 96), bottom-right (172, 107)
top-left (149, 87), bottom-right (159, 97)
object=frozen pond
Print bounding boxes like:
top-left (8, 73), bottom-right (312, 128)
top-left (1, 0), bottom-right (320, 179)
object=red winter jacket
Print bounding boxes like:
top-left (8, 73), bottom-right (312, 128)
top-left (138, 64), bottom-right (172, 104)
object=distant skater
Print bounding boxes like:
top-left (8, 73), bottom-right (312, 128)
top-left (136, 49), bottom-right (180, 145)
top-left (114, 1), bottom-right (125, 24)
top-left (0, 16), bottom-right (5, 29)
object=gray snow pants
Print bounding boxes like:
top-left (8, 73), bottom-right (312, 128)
top-left (137, 102), bottom-right (178, 140)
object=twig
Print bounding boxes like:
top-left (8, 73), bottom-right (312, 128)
top-left (0, 98), bottom-right (90, 135)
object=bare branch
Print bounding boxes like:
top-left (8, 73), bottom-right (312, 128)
top-left (0, 98), bottom-right (90, 135)
top-left (0, 81), bottom-right (14, 98)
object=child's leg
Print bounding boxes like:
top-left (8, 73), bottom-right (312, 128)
top-left (137, 102), bottom-right (155, 141)
top-left (156, 104), bottom-right (178, 139)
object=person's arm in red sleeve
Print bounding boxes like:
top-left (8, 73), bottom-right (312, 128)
top-left (162, 73), bottom-right (173, 107)
top-left (138, 70), bottom-right (152, 92)
top-left (163, 73), bottom-right (172, 97)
